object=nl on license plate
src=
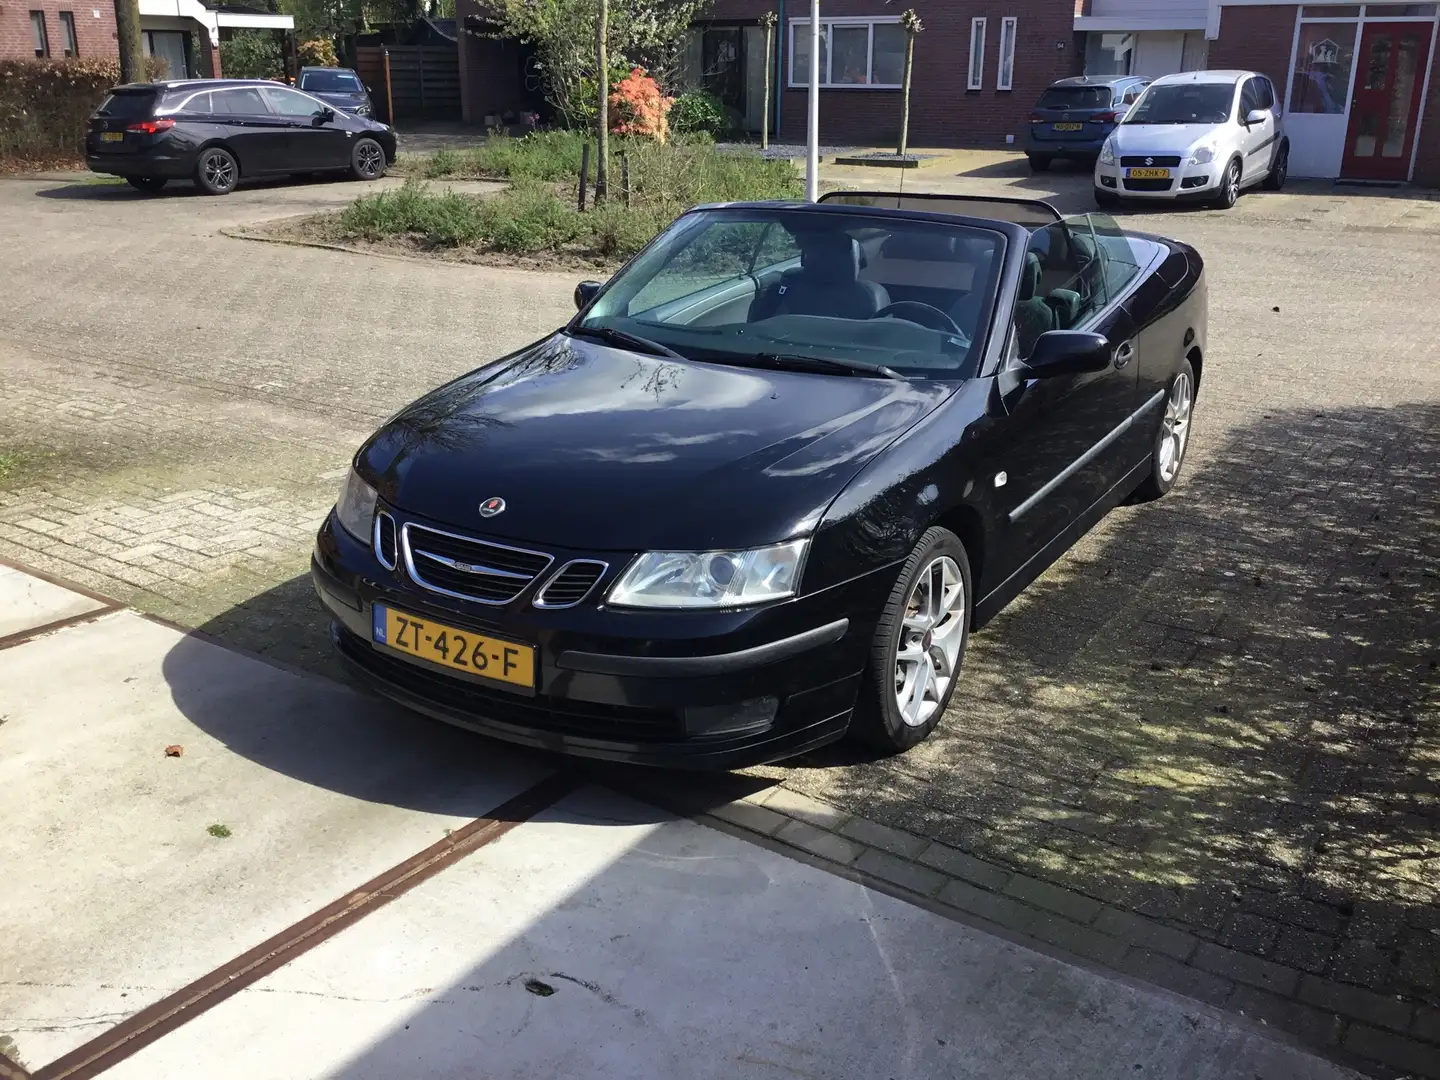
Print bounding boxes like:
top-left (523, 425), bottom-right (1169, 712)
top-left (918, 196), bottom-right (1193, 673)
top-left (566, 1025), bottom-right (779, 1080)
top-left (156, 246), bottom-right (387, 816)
top-left (372, 603), bottom-right (535, 689)
top-left (1052, 122), bottom-right (1084, 131)
top-left (1127, 167), bottom-right (1171, 179)
top-left (100, 131), bottom-right (124, 142)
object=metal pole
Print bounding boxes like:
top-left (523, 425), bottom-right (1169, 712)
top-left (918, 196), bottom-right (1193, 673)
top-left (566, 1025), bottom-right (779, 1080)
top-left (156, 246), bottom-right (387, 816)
top-left (805, 0), bottom-right (820, 201)
top-left (579, 143), bottom-right (591, 212)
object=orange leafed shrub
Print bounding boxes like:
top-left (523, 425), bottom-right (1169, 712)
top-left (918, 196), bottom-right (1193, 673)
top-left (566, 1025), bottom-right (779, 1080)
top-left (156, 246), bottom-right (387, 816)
top-left (608, 68), bottom-right (673, 143)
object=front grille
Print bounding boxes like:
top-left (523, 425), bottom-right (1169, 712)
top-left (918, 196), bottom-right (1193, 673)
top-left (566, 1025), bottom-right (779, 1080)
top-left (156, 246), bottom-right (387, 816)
top-left (1121, 155), bottom-right (1181, 167)
top-left (1123, 178), bottom-right (1174, 192)
top-left (339, 628), bottom-right (682, 741)
top-left (403, 523), bottom-right (552, 605)
top-left (534, 560), bottom-right (607, 609)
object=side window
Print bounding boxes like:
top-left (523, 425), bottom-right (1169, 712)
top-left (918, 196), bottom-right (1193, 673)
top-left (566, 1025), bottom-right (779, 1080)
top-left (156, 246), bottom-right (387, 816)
top-left (1239, 78), bottom-right (1262, 119)
top-left (1257, 77), bottom-right (1276, 111)
top-left (262, 86), bottom-right (326, 118)
top-left (170, 91), bottom-right (211, 114)
top-left (213, 87), bottom-right (269, 115)
top-left (1122, 84), bottom-right (1142, 105)
top-left (1088, 213), bottom-right (1145, 304)
top-left (1013, 217), bottom-right (1107, 357)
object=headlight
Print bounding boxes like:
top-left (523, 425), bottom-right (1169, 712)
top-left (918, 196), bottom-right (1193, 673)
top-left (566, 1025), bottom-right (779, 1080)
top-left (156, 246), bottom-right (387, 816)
top-left (354, 104), bottom-right (371, 116)
top-left (1189, 145), bottom-right (1215, 165)
top-left (607, 540), bottom-right (808, 610)
top-left (334, 468), bottom-right (378, 544)
top-left (1099, 139), bottom-right (1116, 166)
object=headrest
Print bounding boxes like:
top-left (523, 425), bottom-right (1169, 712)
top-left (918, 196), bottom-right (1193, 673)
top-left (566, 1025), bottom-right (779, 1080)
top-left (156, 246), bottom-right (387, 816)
top-left (1019, 251), bottom-right (1043, 301)
top-left (798, 233), bottom-right (862, 284)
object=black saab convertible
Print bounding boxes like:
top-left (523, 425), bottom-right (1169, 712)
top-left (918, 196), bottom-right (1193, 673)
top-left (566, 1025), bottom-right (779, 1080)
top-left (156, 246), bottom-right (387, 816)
top-left (312, 192), bottom-right (1205, 768)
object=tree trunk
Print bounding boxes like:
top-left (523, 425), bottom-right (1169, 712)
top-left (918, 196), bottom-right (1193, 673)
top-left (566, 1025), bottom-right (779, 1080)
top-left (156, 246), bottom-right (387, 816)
top-left (595, 0), bottom-right (610, 204)
top-left (761, 24), bottom-right (773, 151)
top-left (898, 32), bottom-right (914, 157)
top-left (114, 0), bottom-right (144, 84)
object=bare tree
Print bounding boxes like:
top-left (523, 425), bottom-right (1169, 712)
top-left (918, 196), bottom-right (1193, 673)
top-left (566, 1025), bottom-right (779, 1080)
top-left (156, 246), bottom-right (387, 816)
top-left (114, 0), bottom-right (144, 84)
top-left (897, 8), bottom-right (923, 158)
top-left (595, 0), bottom-right (610, 203)
top-left (759, 11), bottom-right (777, 150)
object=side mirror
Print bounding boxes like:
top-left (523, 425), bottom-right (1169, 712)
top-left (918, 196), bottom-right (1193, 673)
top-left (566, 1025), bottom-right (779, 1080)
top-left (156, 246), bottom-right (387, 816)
top-left (1021, 331), bottom-right (1112, 378)
top-left (1244, 108), bottom-right (1267, 127)
top-left (574, 280), bottom-right (602, 310)
top-left (317, 107), bottom-right (335, 124)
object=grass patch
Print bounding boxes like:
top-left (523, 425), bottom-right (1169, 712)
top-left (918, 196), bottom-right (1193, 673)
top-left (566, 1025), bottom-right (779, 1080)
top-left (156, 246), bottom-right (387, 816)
top-left (207, 823), bottom-right (233, 838)
top-left (352, 133), bottom-right (802, 263)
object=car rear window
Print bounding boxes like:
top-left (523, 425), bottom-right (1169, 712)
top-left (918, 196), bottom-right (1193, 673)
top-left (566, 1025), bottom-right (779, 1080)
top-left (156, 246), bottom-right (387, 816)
top-left (96, 90), bottom-right (157, 119)
top-left (1036, 86), bottom-right (1113, 109)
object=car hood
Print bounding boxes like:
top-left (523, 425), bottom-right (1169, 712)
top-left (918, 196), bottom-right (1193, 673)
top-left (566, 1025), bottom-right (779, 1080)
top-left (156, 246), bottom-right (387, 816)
top-left (1109, 123), bottom-right (1220, 156)
top-left (357, 333), bottom-right (956, 551)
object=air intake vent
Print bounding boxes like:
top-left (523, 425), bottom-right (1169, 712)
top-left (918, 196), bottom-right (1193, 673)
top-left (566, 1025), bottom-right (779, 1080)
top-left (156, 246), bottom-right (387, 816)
top-left (374, 511), bottom-right (398, 570)
top-left (534, 560), bottom-right (607, 609)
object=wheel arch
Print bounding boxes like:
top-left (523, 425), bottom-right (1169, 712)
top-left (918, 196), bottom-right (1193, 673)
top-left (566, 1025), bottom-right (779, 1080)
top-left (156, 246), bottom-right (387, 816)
top-left (930, 501), bottom-right (986, 609)
top-left (195, 138), bottom-right (242, 176)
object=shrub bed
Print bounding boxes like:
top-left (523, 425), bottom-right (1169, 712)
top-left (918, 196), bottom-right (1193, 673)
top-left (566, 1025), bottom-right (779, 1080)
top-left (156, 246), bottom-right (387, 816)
top-left (0, 58), bottom-right (165, 169)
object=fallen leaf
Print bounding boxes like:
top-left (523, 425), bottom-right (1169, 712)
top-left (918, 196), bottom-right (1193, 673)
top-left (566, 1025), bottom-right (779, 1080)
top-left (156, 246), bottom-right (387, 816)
top-left (164, 744), bottom-right (183, 757)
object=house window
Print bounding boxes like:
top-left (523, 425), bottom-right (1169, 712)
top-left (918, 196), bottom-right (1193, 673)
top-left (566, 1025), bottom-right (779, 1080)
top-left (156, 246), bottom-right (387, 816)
top-left (1085, 32), bottom-right (1134, 76)
top-left (30, 11), bottom-right (50, 57)
top-left (789, 17), bottom-right (904, 88)
top-left (997, 17), bottom-right (1017, 91)
top-left (967, 18), bottom-right (986, 91)
top-left (59, 11), bottom-right (78, 57)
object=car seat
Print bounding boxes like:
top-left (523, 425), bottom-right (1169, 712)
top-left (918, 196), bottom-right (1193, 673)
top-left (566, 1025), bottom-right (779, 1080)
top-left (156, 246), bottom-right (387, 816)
top-left (750, 234), bottom-right (890, 321)
top-left (1014, 251), bottom-right (1057, 356)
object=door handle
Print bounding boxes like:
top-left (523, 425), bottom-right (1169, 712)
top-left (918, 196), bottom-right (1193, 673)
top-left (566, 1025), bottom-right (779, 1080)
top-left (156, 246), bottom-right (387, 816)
top-left (1114, 341), bottom-right (1135, 369)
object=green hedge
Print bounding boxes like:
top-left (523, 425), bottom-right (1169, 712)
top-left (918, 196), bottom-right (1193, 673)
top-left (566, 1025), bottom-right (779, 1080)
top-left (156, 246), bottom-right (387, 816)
top-left (0, 58), bottom-right (167, 164)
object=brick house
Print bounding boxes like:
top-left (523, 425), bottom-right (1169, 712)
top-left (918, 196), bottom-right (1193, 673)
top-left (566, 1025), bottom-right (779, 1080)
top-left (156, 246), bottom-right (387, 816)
top-left (675, 0), bottom-right (1438, 185)
top-left (1, 0), bottom-right (292, 80)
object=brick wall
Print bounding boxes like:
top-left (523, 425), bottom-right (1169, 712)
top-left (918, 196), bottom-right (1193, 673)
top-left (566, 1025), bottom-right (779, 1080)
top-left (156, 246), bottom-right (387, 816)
top-left (770, 0), bottom-right (1082, 147)
top-left (1207, 4), bottom-right (1296, 85)
top-left (1, 1), bottom-right (117, 62)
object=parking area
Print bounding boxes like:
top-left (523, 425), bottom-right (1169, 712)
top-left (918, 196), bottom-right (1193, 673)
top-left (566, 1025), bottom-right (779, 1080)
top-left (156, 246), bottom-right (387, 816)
top-left (0, 157), bottom-right (1436, 1077)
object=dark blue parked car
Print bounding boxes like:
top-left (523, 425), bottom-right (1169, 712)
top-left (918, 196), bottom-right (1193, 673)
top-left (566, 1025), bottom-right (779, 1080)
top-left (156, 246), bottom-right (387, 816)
top-left (1026, 75), bottom-right (1150, 172)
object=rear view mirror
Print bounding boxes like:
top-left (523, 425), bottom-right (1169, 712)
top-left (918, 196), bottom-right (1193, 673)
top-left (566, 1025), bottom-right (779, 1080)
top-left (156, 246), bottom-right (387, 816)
top-left (1022, 331), bottom-right (1112, 378)
top-left (1245, 108), bottom-right (1267, 126)
top-left (574, 280), bottom-right (602, 310)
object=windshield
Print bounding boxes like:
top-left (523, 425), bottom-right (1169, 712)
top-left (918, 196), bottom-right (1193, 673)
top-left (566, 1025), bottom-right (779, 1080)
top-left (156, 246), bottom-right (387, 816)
top-left (300, 70), bottom-right (363, 93)
top-left (1124, 83), bottom-right (1235, 125)
top-left (577, 208), bottom-right (1004, 379)
top-left (1037, 86), bottom-right (1112, 109)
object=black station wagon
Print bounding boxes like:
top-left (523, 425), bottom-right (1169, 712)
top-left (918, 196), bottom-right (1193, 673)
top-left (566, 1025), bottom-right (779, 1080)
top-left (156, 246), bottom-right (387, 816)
top-left (312, 193), bottom-right (1206, 768)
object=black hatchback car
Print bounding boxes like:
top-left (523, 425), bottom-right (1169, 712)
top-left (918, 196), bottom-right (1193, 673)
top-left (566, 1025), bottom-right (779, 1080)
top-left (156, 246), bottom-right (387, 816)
top-left (313, 193), bottom-right (1206, 768)
top-left (86, 79), bottom-right (397, 195)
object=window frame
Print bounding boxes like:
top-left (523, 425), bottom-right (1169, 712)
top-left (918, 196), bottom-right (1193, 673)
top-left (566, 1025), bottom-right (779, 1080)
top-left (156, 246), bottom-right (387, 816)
top-left (996, 17), bottom-right (1018, 92)
top-left (29, 11), bottom-right (50, 58)
top-left (968, 17), bottom-right (987, 91)
top-left (58, 10), bottom-right (78, 57)
top-left (786, 15), bottom-right (904, 89)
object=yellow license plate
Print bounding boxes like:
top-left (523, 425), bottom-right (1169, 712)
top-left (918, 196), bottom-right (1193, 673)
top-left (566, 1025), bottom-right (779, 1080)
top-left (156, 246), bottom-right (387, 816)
top-left (373, 604), bottom-right (535, 688)
top-left (1127, 167), bottom-right (1171, 179)
top-left (100, 131), bottom-right (124, 142)
top-left (1052, 122), bottom-right (1084, 131)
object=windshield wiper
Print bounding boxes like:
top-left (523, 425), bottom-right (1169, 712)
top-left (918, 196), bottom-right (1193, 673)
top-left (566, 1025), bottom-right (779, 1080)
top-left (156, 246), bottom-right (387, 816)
top-left (568, 325), bottom-right (686, 360)
top-left (739, 352), bottom-right (904, 380)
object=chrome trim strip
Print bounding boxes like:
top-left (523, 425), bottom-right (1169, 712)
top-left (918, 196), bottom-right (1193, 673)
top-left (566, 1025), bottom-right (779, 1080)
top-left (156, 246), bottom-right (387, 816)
top-left (1008, 388), bottom-right (1166, 524)
top-left (533, 559), bottom-right (609, 610)
top-left (373, 510), bottom-right (398, 571)
top-left (401, 522), bottom-right (553, 606)
top-left (415, 550), bottom-right (532, 580)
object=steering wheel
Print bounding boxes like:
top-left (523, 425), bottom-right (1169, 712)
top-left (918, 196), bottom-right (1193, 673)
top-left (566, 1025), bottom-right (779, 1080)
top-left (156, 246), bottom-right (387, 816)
top-left (871, 301), bottom-right (963, 336)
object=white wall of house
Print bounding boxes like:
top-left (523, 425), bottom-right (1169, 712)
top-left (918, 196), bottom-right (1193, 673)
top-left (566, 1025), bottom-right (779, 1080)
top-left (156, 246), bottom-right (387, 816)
top-left (1090, 0), bottom-right (1208, 21)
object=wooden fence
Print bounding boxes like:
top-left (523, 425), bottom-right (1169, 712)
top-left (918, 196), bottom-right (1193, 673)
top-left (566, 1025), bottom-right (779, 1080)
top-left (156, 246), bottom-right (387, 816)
top-left (354, 44), bottom-right (460, 125)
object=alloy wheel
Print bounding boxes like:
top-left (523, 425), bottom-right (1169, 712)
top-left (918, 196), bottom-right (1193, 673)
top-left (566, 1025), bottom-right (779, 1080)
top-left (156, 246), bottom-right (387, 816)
top-left (1225, 162), bottom-right (1240, 205)
top-left (204, 153), bottom-right (235, 190)
top-left (894, 556), bottom-right (966, 728)
top-left (1157, 372), bottom-right (1192, 483)
top-left (357, 142), bottom-right (384, 178)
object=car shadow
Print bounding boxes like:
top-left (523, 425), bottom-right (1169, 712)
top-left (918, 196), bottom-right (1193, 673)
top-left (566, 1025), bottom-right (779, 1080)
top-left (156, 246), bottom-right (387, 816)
top-left (33, 173), bottom-right (347, 201)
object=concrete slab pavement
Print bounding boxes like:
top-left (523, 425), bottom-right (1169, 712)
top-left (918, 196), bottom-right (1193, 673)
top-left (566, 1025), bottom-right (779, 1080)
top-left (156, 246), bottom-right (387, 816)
top-left (100, 783), bottom-right (1360, 1080)
top-left (0, 599), bottom-right (549, 1068)
top-left (0, 564), bottom-right (107, 638)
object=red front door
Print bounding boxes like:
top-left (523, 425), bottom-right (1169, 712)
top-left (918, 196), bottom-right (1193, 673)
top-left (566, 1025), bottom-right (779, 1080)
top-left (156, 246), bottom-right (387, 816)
top-left (1341, 21), bottom-right (1433, 181)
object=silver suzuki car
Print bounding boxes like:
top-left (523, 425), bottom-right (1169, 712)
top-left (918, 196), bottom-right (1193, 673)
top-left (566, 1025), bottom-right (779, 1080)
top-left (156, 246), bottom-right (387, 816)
top-left (1094, 70), bottom-right (1288, 210)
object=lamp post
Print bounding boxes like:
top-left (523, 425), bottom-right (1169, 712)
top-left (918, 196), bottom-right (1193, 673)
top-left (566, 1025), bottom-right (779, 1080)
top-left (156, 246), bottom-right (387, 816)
top-left (805, 1), bottom-right (821, 201)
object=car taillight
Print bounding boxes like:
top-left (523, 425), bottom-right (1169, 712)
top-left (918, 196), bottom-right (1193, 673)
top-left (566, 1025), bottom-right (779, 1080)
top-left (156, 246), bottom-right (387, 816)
top-left (1089, 111), bottom-right (1122, 124)
top-left (1029, 111), bottom-right (1045, 123)
top-left (125, 118), bottom-right (175, 134)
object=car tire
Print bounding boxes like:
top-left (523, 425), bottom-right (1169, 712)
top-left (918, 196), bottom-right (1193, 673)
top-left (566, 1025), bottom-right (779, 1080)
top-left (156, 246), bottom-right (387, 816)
top-left (1262, 143), bottom-right (1288, 191)
top-left (1131, 357), bottom-right (1196, 503)
top-left (1094, 187), bottom-right (1120, 209)
top-left (351, 138), bottom-right (387, 181)
top-left (125, 176), bottom-right (167, 194)
top-left (1212, 158), bottom-right (1242, 210)
top-left (850, 527), bottom-right (972, 754)
top-left (194, 147), bottom-right (239, 196)
top-left (1027, 154), bottom-right (1052, 173)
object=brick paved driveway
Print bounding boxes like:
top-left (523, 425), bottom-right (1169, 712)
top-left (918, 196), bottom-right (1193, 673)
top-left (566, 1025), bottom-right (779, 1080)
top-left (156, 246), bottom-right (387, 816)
top-left (0, 168), bottom-right (1435, 1076)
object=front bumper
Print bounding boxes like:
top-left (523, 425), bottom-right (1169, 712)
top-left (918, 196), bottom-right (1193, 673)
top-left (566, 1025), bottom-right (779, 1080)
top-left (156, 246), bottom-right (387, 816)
top-left (313, 510), bottom-right (892, 769)
top-left (1026, 131), bottom-right (1110, 158)
top-left (1093, 159), bottom-right (1222, 200)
